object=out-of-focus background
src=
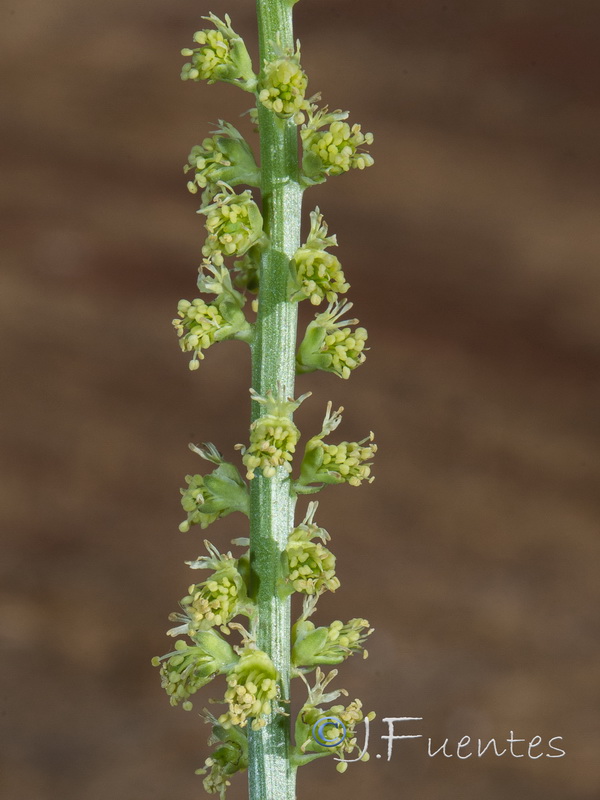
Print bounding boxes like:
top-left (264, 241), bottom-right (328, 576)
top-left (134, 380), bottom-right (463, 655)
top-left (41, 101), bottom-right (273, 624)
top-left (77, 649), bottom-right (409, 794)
top-left (1, 0), bottom-right (599, 797)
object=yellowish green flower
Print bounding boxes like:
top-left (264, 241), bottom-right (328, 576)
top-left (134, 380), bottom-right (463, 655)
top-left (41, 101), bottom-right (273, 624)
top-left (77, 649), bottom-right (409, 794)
top-left (168, 543), bottom-right (249, 636)
top-left (238, 389), bottom-right (309, 479)
top-left (297, 403), bottom-right (376, 490)
top-left (172, 298), bottom-right (228, 369)
top-left (184, 122), bottom-right (260, 205)
top-left (301, 107), bottom-right (374, 184)
top-left (181, 14), bottom-right (256, 91)
top-left (292, 668), bottom-right (375, 768)
top-left (200, 185), bottom-right (264, 266)
top-left (258, 46), bottom-right (309, 122)
top-left (152, 631), bottom-right (237, 709)
top-left (297, 301), bottom-right (367, 379)
top-left (289, 208), bottom-right (349, 305)
top-left (196, 713), bottom-right (248, 799)
top-left (292, 618), bottom-right (372, 667)
top-left (286, 503), bottom-right (339, 595)
top-left (179, 443), bottom-right (249, 532)
top-left (219, 649), bottom-right (280, 731)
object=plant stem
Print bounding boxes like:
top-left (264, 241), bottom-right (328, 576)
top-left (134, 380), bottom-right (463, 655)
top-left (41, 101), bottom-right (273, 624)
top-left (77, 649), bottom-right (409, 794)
top-left (248, 1), bottom-right (303, 798)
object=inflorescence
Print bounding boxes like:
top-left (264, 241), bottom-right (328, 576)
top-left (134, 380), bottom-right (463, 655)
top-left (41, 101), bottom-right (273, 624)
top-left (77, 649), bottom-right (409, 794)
top-left (156, 7), bottom-right (376, 797)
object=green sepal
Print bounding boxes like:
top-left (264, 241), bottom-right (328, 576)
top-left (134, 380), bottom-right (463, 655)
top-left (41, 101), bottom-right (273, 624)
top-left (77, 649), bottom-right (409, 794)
top-left (300, 150), bottom-right (328, 187)
top-left (296, 321), bottom-right (329, 374)
top-left (296, 437), bottom-right (343, 488)
top-left (190, 628), bottom-right (238, 670)
top-left (292, 620), bottom-right (344, 667)
top-left (208, 122), bottom-right (260, 187)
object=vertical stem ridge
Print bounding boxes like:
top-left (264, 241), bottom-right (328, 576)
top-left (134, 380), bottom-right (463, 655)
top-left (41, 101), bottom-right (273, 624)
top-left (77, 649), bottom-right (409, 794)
top-left (249, 1), bottom-right (302, 798)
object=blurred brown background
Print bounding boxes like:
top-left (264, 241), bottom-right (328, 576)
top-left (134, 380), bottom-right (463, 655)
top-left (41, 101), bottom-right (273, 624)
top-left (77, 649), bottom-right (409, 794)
top-left (1, 0), bottom-right (599, 798)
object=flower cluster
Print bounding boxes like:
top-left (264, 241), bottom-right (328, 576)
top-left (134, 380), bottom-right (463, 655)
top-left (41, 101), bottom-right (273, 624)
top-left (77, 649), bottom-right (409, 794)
top-left (178, 444), bottom-right (249, 532)
top-left (286, 505), bottom-right (339, 595)
top-left (152, 632), bottom-right (237, 709)
top-left (319, 437), bottom-right (376, 486)
top-left (172, 298), bottom-right (228, 369)
top-left (200, 185), bottom-right (264, 264)
top-left (297, 301), bottom-right (367, 379)
top-left (292, 669), bottom-right (375, 770)
top-left (200, 185), bottom-right (264, 266)
top-left (301, 107), bottom-right (374, 183)
top-left (293, 618), bottom-right (372, 667)
top-left (181, 14), bottom-right (256, 91)
top-left (238, 389), bottom-right (309, 479)
top-left (219, 649), bottom-right (280, 731)
top-left (297, 403), bottom-right (377, 490)
top-left (196, 714), bottom-right (248, 799)
top-left (168, 544), bottom-right (248, 636)
top-left (289, 208), bottom-right (349, 305)
top-left (184, 122), bottom-right (260, 205)
top-left (258, 48), bottom-right (309, 122)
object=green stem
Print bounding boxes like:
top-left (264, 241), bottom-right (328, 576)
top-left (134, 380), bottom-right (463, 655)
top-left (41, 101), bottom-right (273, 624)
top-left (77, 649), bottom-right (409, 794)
top-left (248, 1), bottom-right (302, 798)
